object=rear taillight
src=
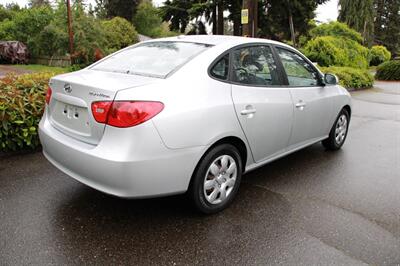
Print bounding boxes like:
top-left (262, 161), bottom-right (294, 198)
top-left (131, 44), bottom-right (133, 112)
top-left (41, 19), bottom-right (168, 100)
top-left (91, 101), bottom-right (112, 123)
top-left (91, 101), bottom-right (164, 128)
top-left (45, 86), bottom-right (52, 104)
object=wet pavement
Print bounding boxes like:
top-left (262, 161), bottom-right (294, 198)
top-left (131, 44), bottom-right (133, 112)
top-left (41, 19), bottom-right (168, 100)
top-left (1, 85), bottom-right (399, 265)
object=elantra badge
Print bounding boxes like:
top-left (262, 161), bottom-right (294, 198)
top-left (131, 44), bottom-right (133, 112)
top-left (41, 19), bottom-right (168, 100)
top-left (89, 91), bottom-right (111, 98)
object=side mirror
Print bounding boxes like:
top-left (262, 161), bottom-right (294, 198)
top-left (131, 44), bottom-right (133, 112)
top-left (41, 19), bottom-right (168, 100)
top-left (324, 73), bottom-right (339, 85)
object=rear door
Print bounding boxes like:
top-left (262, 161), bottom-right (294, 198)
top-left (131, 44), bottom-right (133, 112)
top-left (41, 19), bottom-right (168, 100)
top-left (274, 46), bottom-right (333, 148)
top-left (230, 44), bottom-right (293, 163)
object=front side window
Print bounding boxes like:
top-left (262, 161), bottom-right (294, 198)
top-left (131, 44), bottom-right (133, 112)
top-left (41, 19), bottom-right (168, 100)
top-left (276, 48), bottom-right (320, 86)
top-left (210, 54), bottom-right (229, 80)
top-left (232, 45), bottom-right (281, 86)
top-left (91, 42), bottom-right (211, 78)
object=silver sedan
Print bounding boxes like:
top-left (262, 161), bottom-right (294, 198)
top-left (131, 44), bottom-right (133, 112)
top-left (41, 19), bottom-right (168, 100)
top-left (39, 35), bottom-right (351, 213)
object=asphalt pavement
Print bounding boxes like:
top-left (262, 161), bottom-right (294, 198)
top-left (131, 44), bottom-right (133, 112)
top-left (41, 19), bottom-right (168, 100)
top-left (1, 83), bottom-right (399, 265)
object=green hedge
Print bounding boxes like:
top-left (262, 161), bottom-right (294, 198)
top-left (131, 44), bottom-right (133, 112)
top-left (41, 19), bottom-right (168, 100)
top-left (309, 21), bottom-right (364, 44)
top-left (319, 66), bottom-right (374, 90)
top-left (0, 72), bottom-right (56, 151)
top-left (375, 60), bottom-right (400, 81)
top-left (370, 45), bottom-right (391, 66)
top-left (303, 36), bottom-right (370, 68)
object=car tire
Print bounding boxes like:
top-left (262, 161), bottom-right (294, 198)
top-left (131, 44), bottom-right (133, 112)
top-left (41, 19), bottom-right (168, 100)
top-left (190, 144), bottom-right (242, 214)
top-left (322, 108), bottom-right (350, 151)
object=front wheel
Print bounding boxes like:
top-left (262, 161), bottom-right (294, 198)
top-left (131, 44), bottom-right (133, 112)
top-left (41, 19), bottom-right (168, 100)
top-left (322, 108), bottom-right (350, 150)
top-left (190, 144), bottom-right (242, 214)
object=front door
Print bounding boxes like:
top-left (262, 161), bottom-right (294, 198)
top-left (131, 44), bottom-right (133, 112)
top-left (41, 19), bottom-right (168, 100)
top-left (275, 47), bottom-right (333, 148)
top-left (230, 45), bottom-right (293, 163)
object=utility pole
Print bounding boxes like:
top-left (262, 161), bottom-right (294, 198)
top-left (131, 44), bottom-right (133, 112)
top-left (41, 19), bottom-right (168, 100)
top-left (66, 0), bottom-right (74, 58)
top-left (242, 0), bottom-right (257, 37)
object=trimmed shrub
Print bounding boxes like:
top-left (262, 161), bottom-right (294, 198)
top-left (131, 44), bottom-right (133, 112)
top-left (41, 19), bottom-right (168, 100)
top-left (370, 45), bottom-right (391, 66)
top-left (102, 17), bottom-right (139, 53)
top-left (309, 21), bottom-right (363, 44)
top-left (0, 72), bottom-right (60, 151)
top-left (302, 36), bottom-right (346, 66)
top-left (319, 66), bottom-right (374, 90)
top-left (375, 60), bottom-right (400, 81)
top-left (303, 36), bottom-right (370, 68)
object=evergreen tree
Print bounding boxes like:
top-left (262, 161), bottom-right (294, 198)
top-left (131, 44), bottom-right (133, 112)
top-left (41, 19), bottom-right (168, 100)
top-left (93, 0), bottom-right (140, 21)
top-left (338, 0), bottom-right (374, 45)
top-left (94, 0), bottom-right (107, 19)
top-left (374, 0), bottom-right (400, 56)
top-left (28, 0), bottom-right (51, 8)
top-left (161, 0), bottom-right (326, 39)
top-left (258, 0), bottom-right (328, 42)
top-left (160, 0), bottom-right (191, 33)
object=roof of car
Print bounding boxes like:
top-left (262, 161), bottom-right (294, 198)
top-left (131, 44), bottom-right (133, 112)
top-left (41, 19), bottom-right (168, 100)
top-left (149, 35), bottom-right (292, 49)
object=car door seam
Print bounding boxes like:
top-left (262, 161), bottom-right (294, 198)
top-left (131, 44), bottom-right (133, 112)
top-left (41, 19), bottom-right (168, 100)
top-left (229, 84), bottom-right (257, 164)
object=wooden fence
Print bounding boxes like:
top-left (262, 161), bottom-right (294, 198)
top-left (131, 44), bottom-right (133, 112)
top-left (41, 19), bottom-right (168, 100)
top-left (30, 56), bottom-right (71, 67)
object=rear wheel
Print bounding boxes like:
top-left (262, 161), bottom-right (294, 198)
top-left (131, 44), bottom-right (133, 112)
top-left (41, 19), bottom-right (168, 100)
top-left (322, 108), bottom-right (350, 150)
top-left (190, 144), bottom-right (242, 214)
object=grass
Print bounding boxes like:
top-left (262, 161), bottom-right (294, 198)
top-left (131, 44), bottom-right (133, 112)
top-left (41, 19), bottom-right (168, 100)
top-left (13, 64), bottom-right (67, 74)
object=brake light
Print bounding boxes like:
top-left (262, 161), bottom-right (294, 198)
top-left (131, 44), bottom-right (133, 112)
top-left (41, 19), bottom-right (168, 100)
top-left (45, 86), bottom-right (52, 104)
top-left (91, 101), bottom-right (164, 128)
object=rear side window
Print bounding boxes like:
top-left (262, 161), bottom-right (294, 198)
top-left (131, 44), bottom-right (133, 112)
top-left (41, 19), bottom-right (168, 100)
top-left (210, 54), bottom-right (229, 80)
top-left (232, 45), bottom-right (281, 86)
top-left (276, 48), bottom-right (320, 86)
top-left (91, 41), bottom-right (211, 78)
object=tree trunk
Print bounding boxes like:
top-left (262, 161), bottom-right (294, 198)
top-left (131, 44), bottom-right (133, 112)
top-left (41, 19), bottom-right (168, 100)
top-left (66, 0), bottom-right (74, 56)
top-left (363, 20), bottom-right (367, 45)
top-left (217, 2), bottom-right (224, 35)
top-left (212, 4), bottom-right (217, 35)
top-left (233, 16), bottom-right (241, 36)
top-left (289, 15), bottom-right (296, 47)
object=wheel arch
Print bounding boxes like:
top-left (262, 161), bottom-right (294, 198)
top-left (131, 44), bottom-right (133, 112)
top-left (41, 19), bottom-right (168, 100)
top-left (188, 136), bottom-right (248, 191)
top-left (342, 105), bottom-right (351, 118)
top-left (207, 136), bottom-right (248, 171)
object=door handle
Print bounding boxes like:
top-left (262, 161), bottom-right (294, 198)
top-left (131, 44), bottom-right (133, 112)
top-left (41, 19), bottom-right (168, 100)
top-left (295, 101), bottom-right (306, 109)
top-left (241, 108), bottom-right (257, 115)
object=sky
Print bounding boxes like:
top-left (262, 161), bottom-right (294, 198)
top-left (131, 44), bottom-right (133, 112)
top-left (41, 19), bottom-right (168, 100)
top-left (0, 0), bottom-right (339, 23)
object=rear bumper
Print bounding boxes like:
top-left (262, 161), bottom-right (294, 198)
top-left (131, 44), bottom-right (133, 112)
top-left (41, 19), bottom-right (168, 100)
top-left (39, 112), bottom-right (204, 198)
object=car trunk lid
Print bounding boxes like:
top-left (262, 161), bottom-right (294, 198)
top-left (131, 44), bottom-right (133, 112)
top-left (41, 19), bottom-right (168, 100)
top-left (47, 69), bottom-right (160, 145)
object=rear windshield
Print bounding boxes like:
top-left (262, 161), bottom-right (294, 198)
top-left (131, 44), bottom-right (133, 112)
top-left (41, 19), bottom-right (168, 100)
top-left (91, 41), bottom-right (211, 78)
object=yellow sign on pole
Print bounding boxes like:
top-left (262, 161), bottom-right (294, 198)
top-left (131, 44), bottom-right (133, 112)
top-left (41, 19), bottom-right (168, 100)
top-left (241, 9), bottom-right (249, 24)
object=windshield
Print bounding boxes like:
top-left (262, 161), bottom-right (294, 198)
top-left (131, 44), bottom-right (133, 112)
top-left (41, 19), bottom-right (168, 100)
top-left (91, 41), bottom-right (211, 78)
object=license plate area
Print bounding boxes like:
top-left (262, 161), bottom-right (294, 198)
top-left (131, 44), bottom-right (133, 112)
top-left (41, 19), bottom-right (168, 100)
top-left (50, 100), bottom-right (91, 136)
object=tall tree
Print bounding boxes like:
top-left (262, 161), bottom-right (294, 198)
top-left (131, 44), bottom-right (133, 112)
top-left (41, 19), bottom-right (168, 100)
top-left (161, 0), bottom-right (326, 39)
top-left (160, 0), bottom-right (191, 33)
top-left (338, 0), bottom-right (374, 45)
top-left (258, 0), bottom-right (327, 42)
top-left (374, 0), bottom-right (400, 56)
top-left (94, 0), bottom-right (140, 21)
top-left (28, 0), bottom-right (51, 8)
top-left (94, 0), bottom-right (107, 18)
top-left (161, 0), bottom-right (230, 35)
